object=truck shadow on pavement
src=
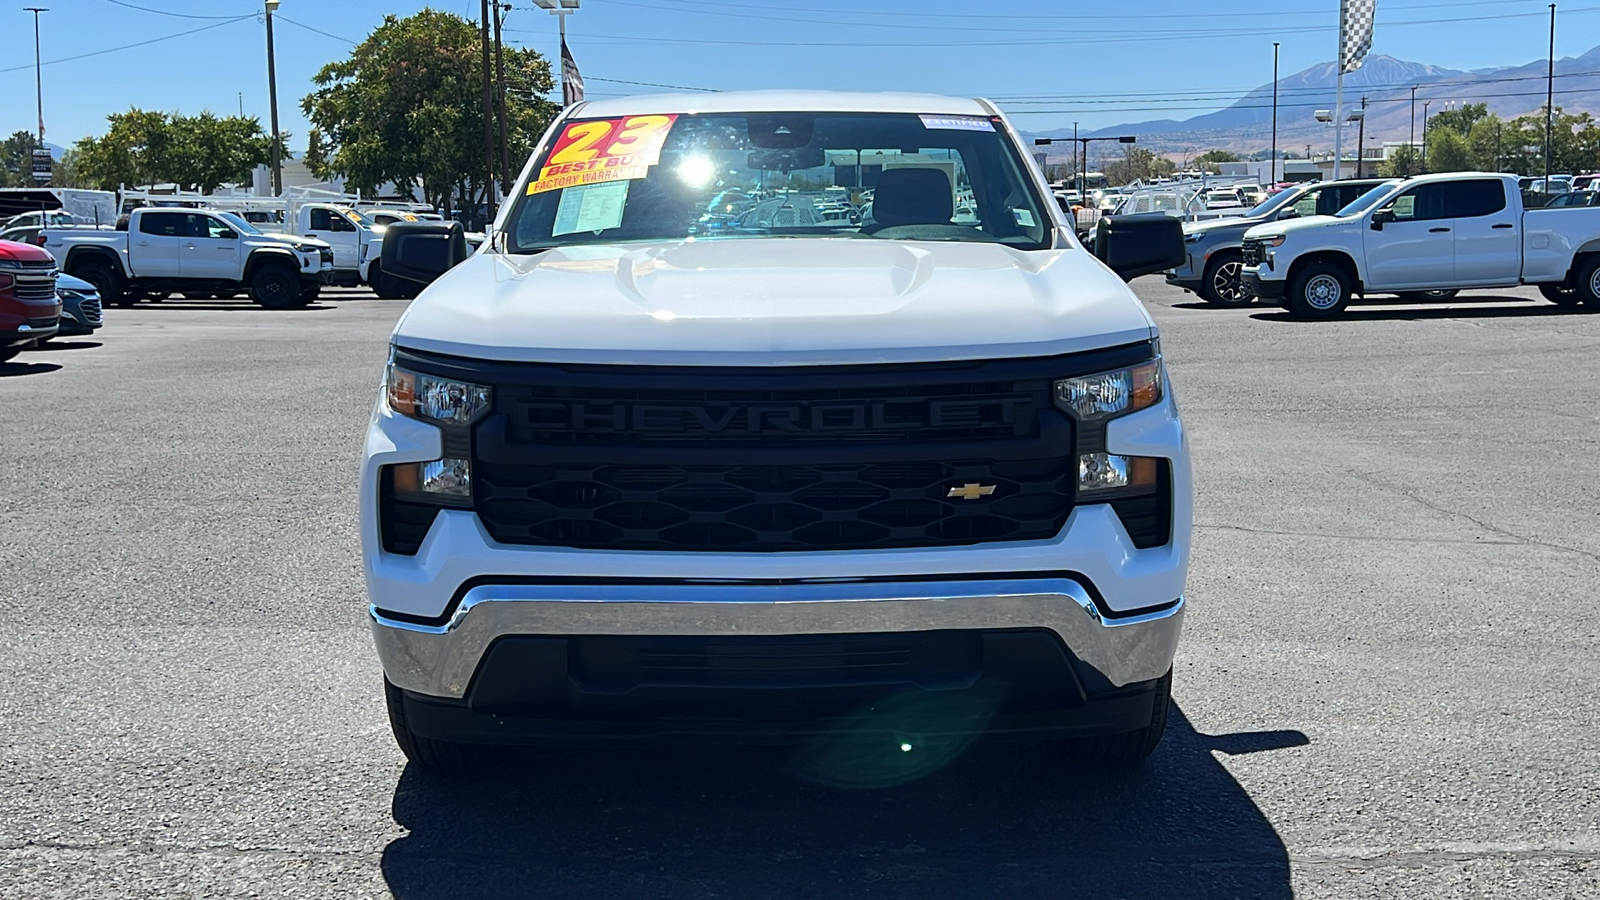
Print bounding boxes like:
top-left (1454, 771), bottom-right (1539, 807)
top-left (0, 360), bottom-right (63, 377)
top-left (380, 704), bottom-right (1307, 899)
top-left (1248, 296), bottom-right (1598, 322)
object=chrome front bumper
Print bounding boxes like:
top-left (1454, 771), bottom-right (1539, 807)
top-left (372, 578), bottom-right (1185, 699)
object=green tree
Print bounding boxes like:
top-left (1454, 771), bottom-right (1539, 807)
top-left (1429, 103), bottom-right (1491, 139)
top-left (1378, 143), bottom-right (1421, 178)
top-left (302, 9), bottom-right (558, 210)
top-left (1103, 147), bottom-right (1175, 185)
top-left (1194, 149), bottom-right (1240, 173)
top-left (70, 109), bottom-right (271, 191)
top-left (1, 131), bottom-right (43, 187)
top-left (1425, 127), bottom-right (1473, 173)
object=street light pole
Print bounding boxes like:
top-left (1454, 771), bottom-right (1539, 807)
top-left (480, 0), bottom-right (496, 221)
top-left (24, 7), bottom-right (46, 149)
top-left (494, 2), bottom-right (511, 192)
top-left (1356, 95), bottom-right (1368, 178)
top-left (264, 0), bottom-right (283, 197)
top-left (1271, 42), bottom-right (1279, 184)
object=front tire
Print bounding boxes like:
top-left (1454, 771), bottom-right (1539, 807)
top-left (250, 264), bottom-right (306, 309)
top-left (384, 679), bottom-right (479, 769)
top-left (1198, 252), bottom-right (1253, 307)
top-left (1286, 262), bottom-right (1352, 317)
top-left (73, 259), bottom-right (128, 308)
top-left (369, 260), bottom-right (414, 300)
top-left (1060, 668), bottom-right (1172, 766)
top-left (1574, 257), bottom-right (1600, 306)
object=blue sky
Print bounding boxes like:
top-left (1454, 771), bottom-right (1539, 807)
top-left (1, 0), bottom-right (1596, 149)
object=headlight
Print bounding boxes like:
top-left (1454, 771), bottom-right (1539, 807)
top-left (291, 243), bottom-right (313, 252)
top-left (383, 353), bottom-right (491, 507)
top-left (58, 289), bottom-right (87, 301)
top-left (1053, 357), bottom-right (1163, 422)
top-left (1054, 356), bottom-right (1165, 501)
top-left (385, 360), bottom-right (491, 426)
top-left (1256, 234), bottom-right (1288, 248)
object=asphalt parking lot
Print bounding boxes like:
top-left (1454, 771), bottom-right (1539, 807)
top-left (1, 281), bottom-right (1597, 898)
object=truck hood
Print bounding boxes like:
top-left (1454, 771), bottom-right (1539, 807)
top-left (253, 232), bottom-right (331, 250)
top-left (393, 238), bottom-right (1156, 366)
top-left (1242, 214), bottom-right (1350, 241)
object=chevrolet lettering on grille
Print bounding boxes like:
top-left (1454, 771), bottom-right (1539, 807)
top-left (517, 398), bottom-right (1034, 436)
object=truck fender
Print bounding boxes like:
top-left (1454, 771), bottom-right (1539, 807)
top-left (63, 245), bottom-right (125, 277)
top-left (1285, 249), bottom-right (1363, 292)
top-left (243, 247), bottom-right (301, 281)
top-left (1576, 238), bottom-right (1600, 256)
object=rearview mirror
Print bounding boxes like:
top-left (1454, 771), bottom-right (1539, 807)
top-left (1370, 208), bottom-right (1395, 230)
top-left (746, 147), bottom-right (826, 172)
top-left (380, 221), bottom-right (470, 295)
top-left (1094, 213), bottom-right (1185, 282)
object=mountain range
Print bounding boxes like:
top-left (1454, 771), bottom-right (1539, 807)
top-left (1028, 44), bottom-right (1600, 156)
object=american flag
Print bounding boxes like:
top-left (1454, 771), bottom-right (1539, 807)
top-left (1340, 0), bottom-right (1377, 73)
top-left (561, 37), bottom-right (585, 106)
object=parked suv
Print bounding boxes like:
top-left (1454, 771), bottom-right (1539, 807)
top-left (0, 239), bottom-right (60, 362)
top-left (365, 91), bottom-right (1192, 768)
top-left (1167, 178), bottom-right (1389, 306)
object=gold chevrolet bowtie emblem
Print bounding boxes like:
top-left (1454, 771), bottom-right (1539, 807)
top-left (947, 483), bottom-right (997, 501)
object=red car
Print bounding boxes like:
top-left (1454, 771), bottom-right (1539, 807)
top-left (0, 239), bottom-right (60, 362)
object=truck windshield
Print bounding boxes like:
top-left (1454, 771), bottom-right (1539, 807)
top-left (504, 111), bottom-right (1052, 253)
top-left (1244, 188), bottom-right (1300, 218)
top-left (345, 209), bottom-right (375, 229)
top-left (1336, 183), bottom-right (1399, 217)
top-left (216, 212), bottom-right (264, 235)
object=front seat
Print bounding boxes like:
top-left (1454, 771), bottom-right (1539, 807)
top-left (860, 168), bottom-right (953, 233)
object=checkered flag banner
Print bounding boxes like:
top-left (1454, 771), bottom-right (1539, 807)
top-left (1340, 0), bottom-right (1376, 73)
top-left (561, 37), bottom-right (585, 106)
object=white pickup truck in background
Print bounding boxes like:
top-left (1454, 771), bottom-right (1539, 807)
top-left (271, 202), bottom-right (391, 292)
top-left (1241, 172), bottom-right (1600, 316)
top-left (41, 207), bottom-right (334, 308)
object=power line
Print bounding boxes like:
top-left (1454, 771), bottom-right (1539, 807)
top-left (0, 15), bottom-right (253, 74)
top-left (627, 0), bottom-right (1548, 23)
top-left (992, 69), bottom-right (1600, 105)
top-left (99, 0), bottom-right (249, 19)
top-left (275, 15), bottom-right (357, 45)
top-left (585, 75), bottom-right (719, 92)
top-left (506, 6), bottom-right (1600, 48)
top-left (1001, 85), bottom-right (1598, 116)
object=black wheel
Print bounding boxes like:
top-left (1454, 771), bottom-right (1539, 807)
top-left (1198, 252), bottom-right (1253, 307)
top-left (1395, 289), bottom-right (1459, 301)
top-left (384, 679), bottom-right (479, 769)
top-left (1286, 262), bottom-right (1352, 317)
top-left (73, 259), bottom-right (128, 307)
top-left (369, 260), bottom-right (414, 300)
top-left (1575, 257), bottom-right (1600, 305)
top-left (300, 284), bottom-right (321, 303)
top-left (250, 264), bottom-right (305, 309)
top-left (1539, 283), bottom-right (1581, 306)
top-left (1059, 668), bottom-right (1172, 766)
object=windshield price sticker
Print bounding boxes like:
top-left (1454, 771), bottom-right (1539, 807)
top-left (528, 114), bottom-right (678, 195)
top-left (919, 115), bottom-right (995, 132)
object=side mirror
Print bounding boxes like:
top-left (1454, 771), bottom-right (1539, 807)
top-left (380, 221), bottom-right (470, 293)
top-left (1094, 213), bottom-right (1185, 282)
top-left (219, 229), bottom-right (238, 240)
top-left (1370, 208), bottom-right (1394, 231)
top-left (1277, 209), bottom-right (1299, 220)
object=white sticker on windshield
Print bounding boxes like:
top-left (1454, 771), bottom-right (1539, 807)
top-left (552, 180), bottom-right (630, 236)
top-left (919, 115), bottom-right (995, 132)
top-left (1013, 208), bottom-right (1036, 227)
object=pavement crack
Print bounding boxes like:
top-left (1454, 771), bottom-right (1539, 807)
top-left (1375, 482), bottom-right (1600, 564)
top-left (1195, 523), bottom-right (1525, 548)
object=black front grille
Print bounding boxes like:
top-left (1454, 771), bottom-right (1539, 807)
top-left (26, 315), bottom-right (58, 329)
top-left (382, 343), bottom-right (1158, 554)
top-left (79, 296), bottom-right (103, 325)
top-left (474, 457), bottom-right (1076, 551)
top-left (319, 248), bottom-right (334, 263)
top-left (1240, 239), bottom-right (1264, 266)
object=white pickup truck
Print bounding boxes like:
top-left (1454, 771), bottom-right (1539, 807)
top-left (364, 90), bottom-right (1193, 770)
top-left (273, 202), bottom-right (391, 291)
top-left (1241, 172), bottom-right (1600, 316)
top-left (41, 207), bottom-right (334, 308)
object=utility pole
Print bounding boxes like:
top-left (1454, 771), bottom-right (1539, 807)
top-left (1271, 42), bottom-right (1280, 184)
top-left (1410, 86), bottom-right (1418, 153)
top-left (480, 0), bottom-right (496, 222)
top-left (1422, 100), bottom-right (1431, 172)
top-left (1545, 3), bottom-right (1556, 188)
top-left (494, 2), bottom-right (512, 192)
top-left (1356, 95), bottom-right (1368, 177)
top-left (264, 0), bottom-right (283, 196)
